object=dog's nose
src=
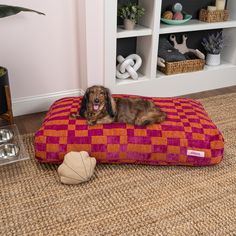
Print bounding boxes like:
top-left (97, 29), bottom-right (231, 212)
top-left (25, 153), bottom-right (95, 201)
top-left (94, 98), bottom-right (99, 103)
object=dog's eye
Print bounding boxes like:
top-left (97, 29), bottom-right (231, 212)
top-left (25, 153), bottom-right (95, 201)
top-left (90, 90), bottom-right (94, 94)
top-left (100, 92), bottom-right (104, 95)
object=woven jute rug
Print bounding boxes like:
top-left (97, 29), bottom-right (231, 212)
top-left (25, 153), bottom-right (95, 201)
top-left (1, 93), bottom-right (236, 236)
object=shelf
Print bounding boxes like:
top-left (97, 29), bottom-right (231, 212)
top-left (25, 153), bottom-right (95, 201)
top-left (159, 19), bottom-right (236, 34)
top-left (104, 0), bottom-right (236, 97)
top-left (156, 60), bottom-right (236, 79)
top-left (117, 25), bottom-right (152, 39)
top-left (116, 73), bottom-right (148, 85)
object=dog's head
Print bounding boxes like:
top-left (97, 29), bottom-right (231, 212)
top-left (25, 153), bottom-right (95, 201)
top-left (79, 85), bottom-right (115, 118)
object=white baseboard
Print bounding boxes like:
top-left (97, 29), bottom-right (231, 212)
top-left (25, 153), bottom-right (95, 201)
top-left (12, 89), bottom-right (85, 117)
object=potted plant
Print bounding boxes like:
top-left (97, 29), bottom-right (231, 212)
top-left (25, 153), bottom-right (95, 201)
top-left (202, 32), bottom-right (224, 66)
top-left (118, 3), bottom-right (145, 30)
top-left (0, 5), bottom-right (44, 118)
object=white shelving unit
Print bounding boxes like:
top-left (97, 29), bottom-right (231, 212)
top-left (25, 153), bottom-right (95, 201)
top-left (104, 0), bottom-right (236, 97)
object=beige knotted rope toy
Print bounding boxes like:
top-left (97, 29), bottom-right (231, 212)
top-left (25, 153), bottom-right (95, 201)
top-left (58, 151), bottom-right (96, 184)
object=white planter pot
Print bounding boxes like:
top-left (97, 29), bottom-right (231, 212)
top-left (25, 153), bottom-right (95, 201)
top-left (124, 19), bottom-right (136, 30)
top-left (206, 54), bottom-right (221, 66)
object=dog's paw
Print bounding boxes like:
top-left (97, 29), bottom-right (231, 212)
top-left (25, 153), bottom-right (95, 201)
top-left (157, 112), bottom-right (167, 123)
top-left (87, 120), bottom-right (96, 126)
top-left (142, 120), bottom-right (151, 126)
top-left (70, 113), bottom-right (80, 119)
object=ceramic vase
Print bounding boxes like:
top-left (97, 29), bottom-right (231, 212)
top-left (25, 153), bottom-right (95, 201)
top-left (124, 19), bottom-right (135, 30)
top-left (206, 54), bottom-right (221, 66)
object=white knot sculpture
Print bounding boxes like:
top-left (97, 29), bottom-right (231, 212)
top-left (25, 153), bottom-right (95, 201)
top-left (116, 54), bottom-right (142, 80)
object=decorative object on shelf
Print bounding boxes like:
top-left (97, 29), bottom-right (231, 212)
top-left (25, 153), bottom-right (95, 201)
top-left (172, 3), bottom-right (183, 13)
top-left (216, 0), bottom-right (226, 10)
top-left (116, 54), bottom-right (142, 80)
top-left (162, 11), bottom-right (173, 20)
top-left (207, 6), bottom-right (217, 12)
top-left (173, 12), bottom-right (183, 20)
top-left (170, 34), bottom-right (205, 60)
top-left (172, 3), bottom-right (183, 20)
top-left (58, 151), bottom-right (96, 185)
top-left (157, 38), bottom-right (186, 65)
top-left (0, 5), bottom-right (45, 124)
top-left (158, 59), bottom-right (205, 75)
top-left (202, 32), bottom-right (224, 66)
top-left (123, 19), bottom-right (135, 31)
top-left (199, 0), bottom-right (228, 23)
top-left (157, 35), bottom-right (205, 75)
top-left (200, 9), bottom-right (229, 23)
top-left (161, 2), bottom-right (192, 25)
top-left (205, 53), bottom-right (221, 66)
top-left (199, 9), bottom-right (229, 23)
top-left (161, 14), bottom-right (192, 25)
top-left (118, 3), bottom-right (145, 30)
top-left (0, 67), bottom-right (13, 124)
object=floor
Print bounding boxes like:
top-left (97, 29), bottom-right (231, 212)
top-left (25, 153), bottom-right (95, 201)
top-left (1, 85), bottom-right (236, 135)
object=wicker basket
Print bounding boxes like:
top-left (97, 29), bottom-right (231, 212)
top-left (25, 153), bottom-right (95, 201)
top-left (199, 9), bottom-right (229, 23)
top-left (158, 59), bottom-right (205, 75)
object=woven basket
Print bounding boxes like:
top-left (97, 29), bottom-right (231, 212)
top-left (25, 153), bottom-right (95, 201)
top-left (199, 9), bottom-right (229, 23)
top-left (158, 59), bottom-right (205, 75)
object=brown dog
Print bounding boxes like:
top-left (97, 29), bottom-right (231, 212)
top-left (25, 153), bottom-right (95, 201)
top-left (78, 85), bottom-right (166, 126)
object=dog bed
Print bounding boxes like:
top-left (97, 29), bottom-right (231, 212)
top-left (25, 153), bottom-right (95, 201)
top-left (34, 95), bottom-right (224, 166)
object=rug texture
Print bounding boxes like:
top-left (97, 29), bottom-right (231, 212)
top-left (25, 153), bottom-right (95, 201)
top-left (1, 93), bottom-right (236, 236)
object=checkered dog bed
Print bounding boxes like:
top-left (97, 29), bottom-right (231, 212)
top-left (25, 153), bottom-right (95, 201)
top-left (34, 95), bottom-right (224, 166)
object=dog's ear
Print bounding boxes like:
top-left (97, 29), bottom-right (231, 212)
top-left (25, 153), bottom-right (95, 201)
top-left (79, 89), bottom-right (89, 117)
top-left (105, 88), bottom-right (115, 118)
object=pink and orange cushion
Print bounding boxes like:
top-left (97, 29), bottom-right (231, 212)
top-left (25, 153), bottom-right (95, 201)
top-left (34, 95), bottom-right (224, 166)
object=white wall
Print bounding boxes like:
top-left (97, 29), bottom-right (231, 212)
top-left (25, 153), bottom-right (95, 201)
top-left (85, 0), bottom-right (104, 87)
top-left (0, 0), bottom-right (106, 116)
top-left (0, 0), bottom-right (83, 115)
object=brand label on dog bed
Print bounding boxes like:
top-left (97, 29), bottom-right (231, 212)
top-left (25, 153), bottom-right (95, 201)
top-left (187, 150), bottom-right (205, 158)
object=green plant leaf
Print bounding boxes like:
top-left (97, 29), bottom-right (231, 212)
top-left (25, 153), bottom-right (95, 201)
top-left (0, 5), bottom-right (45, 18)
top-left (118, 3), bottom-right (144, 22)
top-left (131, 6), bottom-right (137, 13)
